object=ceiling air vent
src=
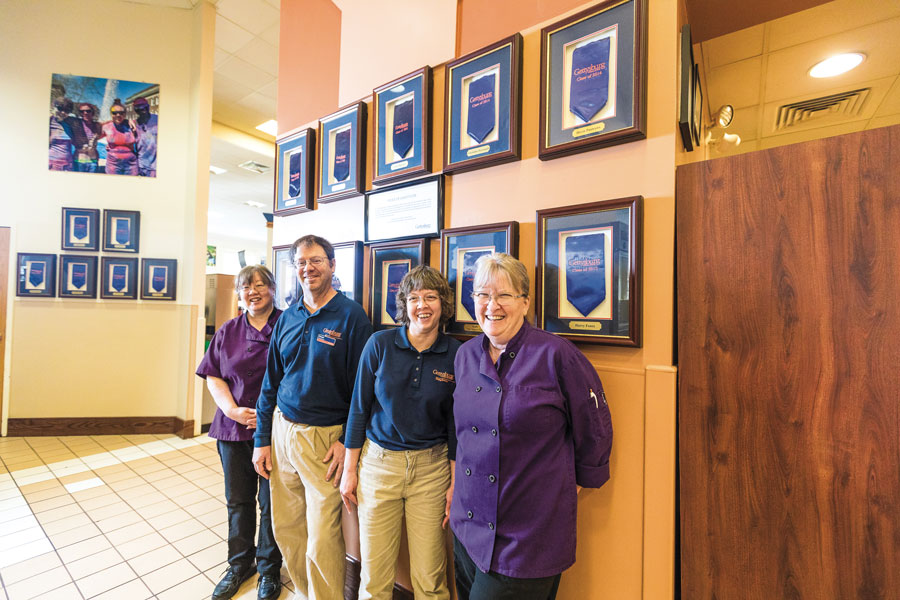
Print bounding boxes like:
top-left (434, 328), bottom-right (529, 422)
top-left (774, 88), bottom-right (870, 130)
top-left (238, 160), bottom-right (271, 174)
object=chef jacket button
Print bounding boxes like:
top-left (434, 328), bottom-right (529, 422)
top-left (496, 386), bottom-right (501, 393)
top-left (465, 468), bottom-right (471, 476)
top-left (417, 355), bottom-right (421, 360)
top-left (467, 511), bottom-right (473, 519)
top-left (488, 474), bottom-right (496, 483)
top-left (509, 351), bottom-right (516, 358)
top-left (488, 522), bottom-right (495, 530)
top-left (471, 426), bottom-right (478, 434)
top-left (415, 367), bottom-right (419, 371)
top-left (476, 386), bottom-right (482, 392)
top-left (247, 346), bottom-right (254, 352)
top-left (491, 429), bottom-right (497, 437)
top-left (246, 370), bottom-right (253, 377)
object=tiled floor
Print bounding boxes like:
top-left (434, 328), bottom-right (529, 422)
top-left (0, 434), bottom-right (296, 600)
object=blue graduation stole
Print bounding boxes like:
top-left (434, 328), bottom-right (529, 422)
top-left (333, 129), bottom-right (351, 182)
top-left (151, 267), bottom-right (166, 293)
top-left (466, 74), bottom-right (495, 143)
top-left (460, 249), bottom-right (491, 320)
top-left (385, 263), bottom-right (409, 323)
top-left (73, 216), bottom-right (88, 240)
top-left (111, 265), bottom-right (127, 291)
top-left (569, 37), bottom-right (610, 123)
top-left (115, 219), bottom-right (130, 245)
top-left (565, 233), bottom-right (606, 317)
top-left (288, 150), bottom-right (302, 198)
top-left (29, 262), bottom-right (45, 287)
top-left (71, 263), bottom-right (87, 289)
top-left (392, 99), bottom-right (414, 159)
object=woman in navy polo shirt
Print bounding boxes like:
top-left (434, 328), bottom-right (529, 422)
top-left (341, 266), bottom-right (461, 600)
top-left (196, 265), bottom-right (283, 600)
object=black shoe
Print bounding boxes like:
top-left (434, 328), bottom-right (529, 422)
top-left (257, 573), bottom-right (282, 600)
top-left (212, 564), bottom-right (255, 600)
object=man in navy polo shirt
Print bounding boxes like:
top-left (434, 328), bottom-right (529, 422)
top-left (253, 235), bottom-right (372, 600)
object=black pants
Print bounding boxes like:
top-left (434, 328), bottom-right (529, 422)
top-left (218, 439), bottom-right (282, 575)
top-left (453, 535), bottom-right (561, 600)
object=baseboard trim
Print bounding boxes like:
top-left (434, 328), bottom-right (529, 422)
top-left (344, 555), bottom-right (414, 600)
top-left (6, 417), bottom-right (187, 437)
top-left (174, 417), bottom-right (195, 439)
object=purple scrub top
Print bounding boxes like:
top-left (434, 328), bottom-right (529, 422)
top-left (450, 319), bottom-right (613, 578)
top-left (196, 309), bottom-right (282, 441)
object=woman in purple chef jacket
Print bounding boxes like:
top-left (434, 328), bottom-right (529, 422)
top-left (196, 265), bottom-right (284, 600)
top-left (450, 253), bottom-right (613, 600)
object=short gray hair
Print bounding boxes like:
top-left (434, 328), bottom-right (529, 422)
top-left (473, 253), bottom-right (529, 297)
top-left (234, 265), bottom-right (275, 293)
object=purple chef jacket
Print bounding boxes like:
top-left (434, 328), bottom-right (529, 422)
top-left (196, 309), bottom-right (282, 442)
top-left (450, 319), bottom-right (612, 578)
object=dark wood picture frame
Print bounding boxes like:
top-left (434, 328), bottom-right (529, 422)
top-left (61, 207), bottom-right (100, 251)
top-left (317, 101), bottom-right (367, 203)
top-left (102, 209), bottom-right (140, 253)
top-left (274, 128), bottom-right (315, 216)
top-left (273, 244), bottom-right (299, 310)
top-left (140, 258), bottom-right (177, 301)
top-left (539, 0), bottom-right (648, 160)
top-left (332, 240), bottom-right (364, 305)
top-left (443, 33), bottom-right (523, 174)
top-left (440, 221), bottom-right (519, 338)
top-left (368, 238), bottom-right (429, 331)
top-left (58, 254), bottom-right (98, 299)
top-left (535, 196), bottom-right (642, 346)
top-left (16, 252), bottom-right (57, 298)
top-left (373, 66), bottom-right (433, 186)
top-left (691, 63), bottom-right (703, 147)
top-left (100, 256), bottom-right (138, 300)
top-left (678, 24), bottom-right (696, 151)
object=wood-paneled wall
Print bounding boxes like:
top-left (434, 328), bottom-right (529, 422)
top-left (677, 125), bottom-right (900, 599)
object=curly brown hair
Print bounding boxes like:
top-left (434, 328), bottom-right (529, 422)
top-left (395, 265), bottom-right (454, 328)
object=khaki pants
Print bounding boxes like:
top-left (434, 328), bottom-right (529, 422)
top-left (357, 440), bottom-right (451, 600)
top-left (271, 409), bottom-right (345, 600)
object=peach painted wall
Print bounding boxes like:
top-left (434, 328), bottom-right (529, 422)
top-left (457, 0), bottom-right (589, 55)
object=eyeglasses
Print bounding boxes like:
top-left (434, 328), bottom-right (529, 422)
top-left (294, 257), bottom-right (329, 269)
top-left (79, 109), bottom-right (93, 114)
top-left (111, 110), bottom-right (125, 115)
top-left (471, 292), bottom-right (526, 306)
top-left (135, 106), bottom-right (149, 111)
top-left (407, 293), bottom-right (440, 305)
top-left (240, 283), bottom-right (270, 293)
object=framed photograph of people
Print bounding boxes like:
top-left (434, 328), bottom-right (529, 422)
top-left (140, 258), bottom-right (177, 301)
top-left (275, 128), bottom-right (315, 215)
top-left (273, 244), bottom-right (300, 310)
top-left (443, 33), bottom-right (522, 174)
top-left (61, 207), bottom-right (100, 251)
top-left (365, 175), bottom-right (443, 243)
top-left (536, 196), bottom-right (642, 346)
top-left (100, 256), bottom-right (138, 300)
top-left (332, 241), bottom-right (364, 305)
top-left (317, 101), bottom-right (366, 203)
top-left (58, 254), bottom-right (98, 299)
top-left (16, 253), bottom-right (57, 298)
top-left (369, 238), bottom-right (428, 331)
top-left (102, 209), bottom-right (140, 253)
top-left (440, 221), bottom-right (519, 337)
top-left (373, 67), bottom-right (432, 185)
top-left (539, 0), bottom-right (647, 160)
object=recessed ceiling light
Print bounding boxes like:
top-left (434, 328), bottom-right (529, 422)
top-left (256, 119), bottom-right (278, 136)
top-left (209, 165), bottom-right (227, 175)
top-left (243, 200), bottom-right (265, 208)
top-left (809, 53), bottom-right (865, 78)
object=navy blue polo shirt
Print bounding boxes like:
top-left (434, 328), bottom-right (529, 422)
top-left (346, 327), bottom-right (462, 460)
top-left (255, 292), bottom-right (373, 447)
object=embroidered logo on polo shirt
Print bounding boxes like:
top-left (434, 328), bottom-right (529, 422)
top-left (316, 333), bottom-right (336, 346)
top-left (433, 370), bottom-right (454, 383)
top-left (323, 328), bottom-right (342, 340)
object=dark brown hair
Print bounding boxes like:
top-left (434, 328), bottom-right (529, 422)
top-left (395, 265), bottom-right (454, 327)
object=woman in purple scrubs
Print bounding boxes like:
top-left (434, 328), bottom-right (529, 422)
top-left (197, 265), bottom-right (283, 600)
top-left (450, 253), bottom-right (613, 600)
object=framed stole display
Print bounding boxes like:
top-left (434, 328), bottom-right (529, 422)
top-left (365, 175), bottom-right (443, 243)
top-left (272, 244), bottom-right (299, 310)
top-left (369, 238), bottom-right (428, 331)
top-left (440, 222), bottom-right (519, 338)
top-left (443, 33), bottom-right (522, 174)
top-left (102, 209), bottom-right (140, 253)
top-left (332, 241), bottom-right (364, 305)
top-left (275, 128), bottom-right (315, 215)
top-left (16, 253), bottom-right (57, 298)
top-left (100, 257), bottom-right (138, 299)
top-left (539, 0), bottom-right (647, 160)
top-left (317, 101), bottom-right (366, 203)
top-left (58, 254), bottom-right (98, 299)
top-left (373, 67), bottom-right (432, 185)
top-left (61, 207), bottom-right (100, 251)
top-left (536, 196), bottom-right (642, 346)
top-left (141, 258), bottom-right (177, 301)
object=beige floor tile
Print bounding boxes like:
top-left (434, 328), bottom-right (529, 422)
top-left (147, 507), bottom-right (193, 530)
top-left (172, 489), bottom-right (210, 507)
top-left (47, 522), bottom-right (101, 548)
top-left (0, 551), bottom-right (61, 585)
top-left (184, 496), bottom-right (222, 517)
top-left (35, 503), bottom-right (84, 525)
top-left (96, 509), bottom-right (143, 533)
top-left (56, 534), bottom-right (112, 563)
top-left (27, 493), bottom-right (75, 514)
top-left (84, 500), bottom-right (132, 522)
top-left (89, 578), bottom-right (153, 600)
top-left (116, 483), bottom-right (156, 499)
top-left (10, 472), bottom-right (56, 488)
top-left (162, 482), bottom-right (201, 500)
top-left (74, 562), bottom-right (136, 598)
top-left (115, 531), bottom-right (168, 560)
top-left (2, 514), bottom-right (39, 535)
top-left (141, 558), bottom-right (201, 595)
top-left (192, 474), bottom-right (223, 489)
top-left (127, 544), bottom-right (182, 576)
top-left (156, 573), bottom-right (217, 600)
top-left (22, 485), bottom-right (67, 503)
top-left (135, 498), bottom-right (178, 519)
top-left (210, 521), bottom-right (228, 540)
top-left (203, 561), bottom-right (228, 583)
top-left (0, 538), bottom-right (54, 571)
top-left (4, 565), bottom-right (71, 600)
top-left (17, 478), bottom-right (60, 495)
top-left (91, 462), bottom-right (129, 476)
top-left (0, 505), bottom-right (33, 525)
top-left (196, 507), bottom-right (227, 528)
top-left (65, 547), bottom-right (124, 579)
top-left (0, 496), bottom-right (27, 512)
top-left (3, 459), bottom-right (44, 471)
top-left (77, 492), bottom-right (120, 511)
top-left (158, 452), bottom-right (195, 467)
top-left (57, 471), bottom-right (96, 486)
top-left (70, 483), bottom-right (111, 501)
top-left (143, 469), bottom-right (180, 484)
top-left (96, 470), bottom-right (136, 485)
top-left (0, 487), bottom-right (21, 502)
top-left (186, 542), bottom-right (228, 572)
top-left (42, 512), bottom-right (91, 536)
top-left (0, 526), bottom-right (46, 552)
top-left (125, 490), bottom-right (167, 509)
top-left (159, 517), bottom-right (205, 543)
top-left (105, 521), bottom-right (154, 546)
top-left (172, 529), bottom-right (221, 556)
top-left (28, 583), bottom-right (82, 600)
top-left (107, 475), bottom-right (146, 490)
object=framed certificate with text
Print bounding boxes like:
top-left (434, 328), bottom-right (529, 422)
top-left (141, 258), bottom-right (177, 301)
top-left (102, 209), bottom-right (140, 253)
top-left (333, 241), bottom-right (364, 305)
top-left (317, 101), bottom-right (366, 203)
top-left (373, 67), bottom-right (432, 185)
top-left (539, 0), bottom-right (647, 160)
top-left (273, 245), bottom-right (299, 310)
top-left (369, 238), bottom-right (428, 331)
top-left (443, 33), bottom-right (522, 174)
top-left (61, 207), bottom-right (100, 251)
top-left (275, 128), bottom-right (315, 215)
top-left (440, 222), bottom-right (518, 338)
top-left (365, 175), bottom-right (443, 243)
top-left (100, 256), bottom-right (138, 300)
top-left (16, 253), bottom-right (57, 298)
top-left (536, 196), bottom-right (642, 346)
top-left (58, 254), bottom-right (98, 299)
